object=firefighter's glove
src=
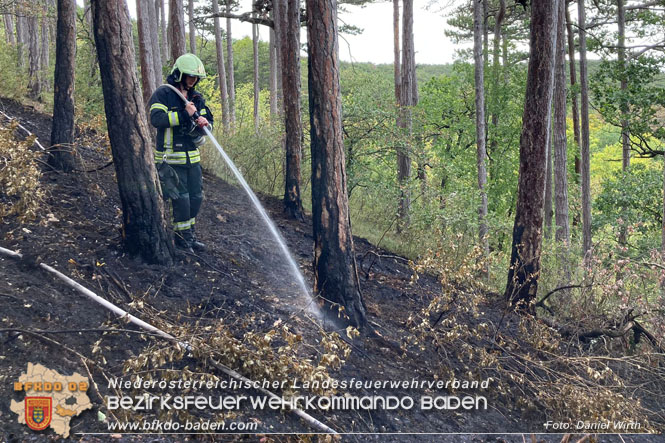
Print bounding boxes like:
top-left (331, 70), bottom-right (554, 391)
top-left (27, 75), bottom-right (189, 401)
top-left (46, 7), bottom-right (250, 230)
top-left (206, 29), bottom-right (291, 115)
top-left (195, 116), bottom-right (209, 128)
top-left (157, 162), bottom-right (181, 200)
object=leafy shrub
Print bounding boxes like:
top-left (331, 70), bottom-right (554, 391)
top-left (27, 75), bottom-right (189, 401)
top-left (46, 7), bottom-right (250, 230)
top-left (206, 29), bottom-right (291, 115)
top-left (0, 122), bottom-right (44, 222)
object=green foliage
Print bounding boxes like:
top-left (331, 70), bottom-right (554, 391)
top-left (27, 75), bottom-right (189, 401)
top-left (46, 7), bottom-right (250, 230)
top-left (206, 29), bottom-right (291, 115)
top-left (197, 78), bottom-right (286, 197)
top-left (0, 42), bottom-right (28, 100)
top-left (594, 162), bottom-right (663, 250)
top-left (0, 122), bottom-right (43, 222)
top-left (591, 56), bottom-right (665, 156)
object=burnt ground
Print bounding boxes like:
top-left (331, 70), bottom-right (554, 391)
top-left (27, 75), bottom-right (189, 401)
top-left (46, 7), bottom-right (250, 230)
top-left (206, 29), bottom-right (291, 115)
top-left (0, 97), bottom-right (662, 443)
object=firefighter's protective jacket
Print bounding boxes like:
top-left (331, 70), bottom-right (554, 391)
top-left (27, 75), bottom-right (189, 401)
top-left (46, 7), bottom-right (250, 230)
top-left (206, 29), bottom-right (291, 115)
top-left (148, 83), bottom-right (214, 166)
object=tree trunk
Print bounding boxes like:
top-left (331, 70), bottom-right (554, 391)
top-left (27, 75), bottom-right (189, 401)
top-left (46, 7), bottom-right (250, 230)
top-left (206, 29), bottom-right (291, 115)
top-left (168, 0), bottom-right (186, 62)
top-left (393, 0), bottom-right (400, 103)
top-left (473, 0), bottom-right (489, 271)
top-left (212, 0), bottom-right (230, 131)
top-left (48, 0), bottom-right (78, 173)
top-left (618, 0), bottom-right (629, 170)
top-left (83, 0), bottom-right (98, 82)
top-left (188, 0), bottom-right (196, 54)
top-left (252, 19), bottom-right (260, 132)
top-left (226, 0), bottom-right (236, 124)
top-left (273, 0), bottom-right (284, 111)
top-left (618, 0), bottom-right (629, 247)
top-left (306, 0), bottom-right (366, 328)
top-left (505, 0), bottom-right (558, 310)
top-left (544, 130), bottom-right (553, 240)
top-left (397, 0), bottom-right (416, 231)
top-left (158, 0), bottom-right (168, 63)
top-left (269, 19), bottom-right (278, 118)
top-left (489, 0), bottom-right (506, 154)
top-left (578, 0), bottom-right (592, 262)
top-left (40, 1), bottom-right (49, 84)
top-left (565, 1), bottom-right (581, 178)
top-left (137, 0), bottom-right (158, 108)
top-left (91, 0), bottom-right (174, 265)
top-left (281, 0), bottom-right (304, 220)
top-left (4, 14), bottom-right (15, 45)
top-left (27, 14), bottom-right (41, 100)
top-left (148, 0), bottom-right (163, 85)
top-left (15, 8), bottom-right (26, 68)
top-left (554, 0), bottom-right (570, 284)
top-left (554, 0), bottom-right (570, 247)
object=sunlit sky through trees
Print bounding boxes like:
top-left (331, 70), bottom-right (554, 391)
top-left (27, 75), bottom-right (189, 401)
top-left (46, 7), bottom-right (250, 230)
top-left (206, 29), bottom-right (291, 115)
top-left (79, 0), bottom-right (460, 65)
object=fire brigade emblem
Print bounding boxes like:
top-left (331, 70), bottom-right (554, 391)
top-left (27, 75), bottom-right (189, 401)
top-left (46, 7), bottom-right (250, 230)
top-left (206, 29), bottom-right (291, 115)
top-left (25, 397), bottom-right (52, 431)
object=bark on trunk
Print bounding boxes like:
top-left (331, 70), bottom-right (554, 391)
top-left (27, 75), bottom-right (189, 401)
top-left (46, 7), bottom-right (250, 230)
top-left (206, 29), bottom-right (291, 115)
top-left (269, 19), bottom-right (278, 118)
top-left (91, 0), bottom-right (174, 265)
top-left (281, 0), bottom-right (304, 220)
top-left (4, 14), bottom-right (15, 45)
top-left (393, 0), bottom-right (400, 103)
top-left (306, 0), bottom-right (366, 328)
top-left (188, 0), bottom-right (196, 54)
top-left (489, 0), bottom-right (506, 154)
top-left (505, 0), bottom-right (558, 309)
top-left (618, 0), bottom-right (629, 247)
top-left (544, 130), bottom-right (553, 239)
top-left (397, 0), bottom-right (416, 231)
top-left (40, 2), bottom-right (49, 83)
top-left (565, 1), bottom-right (581, 178)
top-left (48, 0), bottom-right (78, 173)
top-left (252, 19), bottom-right (260, 132)
top-left (15, 9), bottom-right (26, 68)
top-left (554, 0), bottom-right (571, 284)
top-left (148, 0), bottom-right (163, 85)
top-left (618, 0), bottom-right (630, 171)
top-left (273, 0), bottom-right (283, 110)
top-left (578, 0), bottom-right (593, 262)
top-left (227, 0), bottom-right (236, 124)
top-left (137, 0), bottom-right (158, 108)
top-left (83, 0), bottom-right (98, 81)
top-left (158, 0), bottom-right (168, 62)
top-left (473, 0), bottom-right (489, 270)
top-left (27, 14), bottom-right (41, 100)
top-left (212, 0), bottom-right (230, 131)
top-left (168, 0), bottom-right (186, 62)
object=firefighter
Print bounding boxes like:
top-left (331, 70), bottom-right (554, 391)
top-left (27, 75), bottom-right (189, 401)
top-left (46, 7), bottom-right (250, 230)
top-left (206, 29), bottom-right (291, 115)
top-left (148, 53), bottom-right (213, 252)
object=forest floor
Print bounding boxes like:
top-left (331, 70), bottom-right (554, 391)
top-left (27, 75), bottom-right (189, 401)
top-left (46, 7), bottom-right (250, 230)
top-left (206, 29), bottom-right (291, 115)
top-left (0, 97), bottom-right (662, 442)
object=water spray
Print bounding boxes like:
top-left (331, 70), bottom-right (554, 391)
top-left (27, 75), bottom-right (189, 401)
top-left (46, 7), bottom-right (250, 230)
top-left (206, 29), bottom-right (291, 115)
top-left (160, 84), bottom-right (320, 319)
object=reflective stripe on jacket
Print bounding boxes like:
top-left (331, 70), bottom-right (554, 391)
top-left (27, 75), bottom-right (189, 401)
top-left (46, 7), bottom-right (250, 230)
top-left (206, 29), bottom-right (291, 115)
top-left (148, 85), bottom-right (214, 165)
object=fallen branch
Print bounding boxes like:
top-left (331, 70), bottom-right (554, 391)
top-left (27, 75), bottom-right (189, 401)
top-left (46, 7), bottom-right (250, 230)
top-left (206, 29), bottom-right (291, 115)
top-left (535, 284), bottom-right (592, 308)
top-left (0, 244), bottom-right (337, 434)
top-left (540, 316), bottom-right (665, 354)
top-left (0, 110), bottom-right (45, 151)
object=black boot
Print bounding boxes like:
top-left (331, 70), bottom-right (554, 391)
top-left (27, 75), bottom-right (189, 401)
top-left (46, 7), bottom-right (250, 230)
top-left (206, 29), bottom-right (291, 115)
top-left (190, 225), bottom-right (206, 251)
top-left (174, 230), bottom-right (194, 253)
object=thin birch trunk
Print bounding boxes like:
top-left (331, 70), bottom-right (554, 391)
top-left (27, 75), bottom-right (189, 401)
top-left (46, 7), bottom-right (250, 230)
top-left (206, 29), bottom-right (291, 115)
top-left (148, 0), bottom-right (162, 85)
top-left (566, 1), bottom-right (581, 178)
top-left (554, 0), bottom-right (570, 267)
top-left (188, 0), bottom-right (196, 54)
top-left (212, 0), bottom-right (230, 131)
top-left (474, 0), bottom-right (489, 273)
top-left (252, 19), bottom-right (259, 132)
top-left (4, 14), bottom-right (15, 45)
top-left (226, 0), bottom-right (236, 124)
top-left (578, 0), bottom-right (593, 262)
top-left (137, 0), bottom-right (157, 107)
top-left (269, 21), bottom-right (278, 118)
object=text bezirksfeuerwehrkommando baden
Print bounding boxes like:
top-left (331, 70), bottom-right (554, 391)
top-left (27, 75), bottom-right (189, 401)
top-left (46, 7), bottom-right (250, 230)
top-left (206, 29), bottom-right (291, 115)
top-left (106, 377), bottom-right (490, 412)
